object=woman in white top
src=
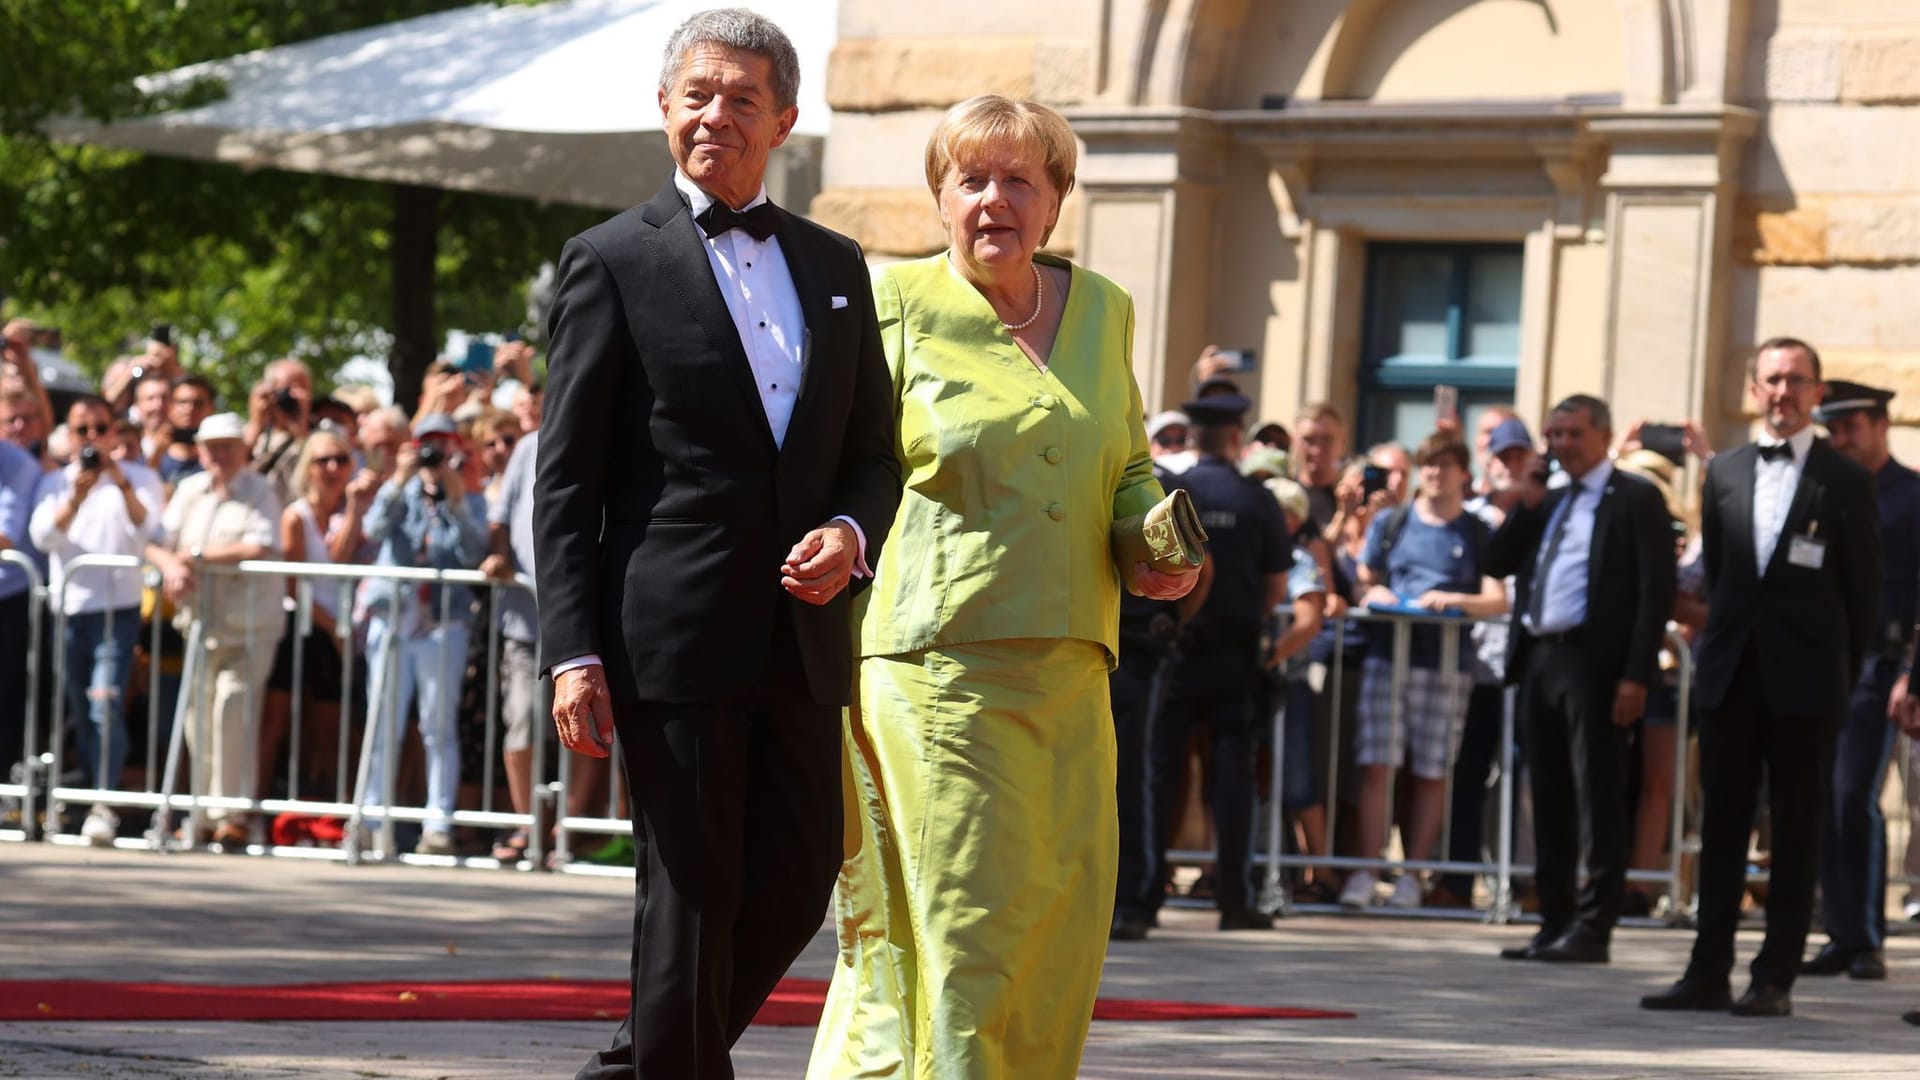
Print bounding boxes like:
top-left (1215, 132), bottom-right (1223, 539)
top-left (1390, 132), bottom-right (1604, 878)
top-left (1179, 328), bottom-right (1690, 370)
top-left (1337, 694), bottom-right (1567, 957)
top-left (258, 429), bottom-right (369, 812)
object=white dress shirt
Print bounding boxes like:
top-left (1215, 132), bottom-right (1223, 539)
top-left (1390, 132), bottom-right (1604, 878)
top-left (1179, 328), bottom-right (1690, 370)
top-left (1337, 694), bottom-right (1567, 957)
top-left (1525, 460), bottom-right (1612, 636)
top-left (29, 460), bottom-right (164, 615)
top-left (675, 170), bottom-right (807, 448)
top-left (1752, 425), bottom-right (1816, 572)
top-left (552, 173), bottom-right (864, 679)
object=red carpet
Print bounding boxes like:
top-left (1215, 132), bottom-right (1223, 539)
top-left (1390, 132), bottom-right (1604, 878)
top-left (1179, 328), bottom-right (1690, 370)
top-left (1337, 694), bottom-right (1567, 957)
top-left (0, 978), bottom-right (1352, 1024)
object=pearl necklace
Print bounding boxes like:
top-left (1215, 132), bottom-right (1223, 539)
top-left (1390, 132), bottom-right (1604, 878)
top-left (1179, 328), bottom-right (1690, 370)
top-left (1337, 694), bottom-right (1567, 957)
top-left (999, 264), bottom-right (1044, 331)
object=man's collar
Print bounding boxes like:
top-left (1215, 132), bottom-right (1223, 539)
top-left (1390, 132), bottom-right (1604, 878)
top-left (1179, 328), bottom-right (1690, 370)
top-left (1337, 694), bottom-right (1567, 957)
top-left (673, 170), bottom-right (768, 217)
top-left (1566, 458), bottom-right (1612, 494)
top-left (1758, 425), bottom-right (1816, 460)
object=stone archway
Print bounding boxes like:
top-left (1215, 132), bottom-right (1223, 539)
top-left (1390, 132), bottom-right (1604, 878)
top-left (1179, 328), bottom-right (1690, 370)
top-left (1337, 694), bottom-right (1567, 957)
top-left (1126, 0), bottom-right (1686, 108)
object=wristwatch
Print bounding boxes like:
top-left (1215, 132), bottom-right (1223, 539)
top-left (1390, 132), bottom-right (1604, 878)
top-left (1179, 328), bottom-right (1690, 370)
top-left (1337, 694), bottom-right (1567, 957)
top-left (188, 545), bottom-right (204, 562)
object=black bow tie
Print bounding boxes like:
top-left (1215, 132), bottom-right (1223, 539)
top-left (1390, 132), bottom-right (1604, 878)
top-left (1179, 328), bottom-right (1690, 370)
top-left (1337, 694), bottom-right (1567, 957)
top-left (695, 200), bottom-right (779, 241)
top-left (1758, 440), bottom-right (1795, 464)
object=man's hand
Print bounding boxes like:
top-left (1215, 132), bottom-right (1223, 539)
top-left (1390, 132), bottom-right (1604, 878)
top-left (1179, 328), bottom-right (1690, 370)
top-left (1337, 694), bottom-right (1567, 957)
top-left (552, 665), bottom-right (615, 758)
top-left (781, 521), bottom-right (857, 605)
top-left (158, 550), bottom-right (195, 603)
top-left (1889, 673), bottom-right (1919, 736)
top-left (1412, 590), bottom-right (1458, 612)
top-left (479, 552), bottom-right (514, 580)
top-left (1132, 562), bottom-right (1198, 601)
top-left (1360, 585), bottom-right (1399, 608)
top-left (1612, 678), bottom-right (1648, 728)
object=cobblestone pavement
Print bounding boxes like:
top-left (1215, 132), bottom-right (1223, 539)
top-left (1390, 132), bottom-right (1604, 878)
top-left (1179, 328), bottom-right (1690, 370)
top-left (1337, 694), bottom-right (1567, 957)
top-left (4, 843), bottom-right (1919, 1077)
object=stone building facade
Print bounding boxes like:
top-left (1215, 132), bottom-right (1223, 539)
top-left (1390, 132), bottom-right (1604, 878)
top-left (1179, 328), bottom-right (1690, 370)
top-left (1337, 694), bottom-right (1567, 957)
top-left (814, 0), bottom-right (1920, 456)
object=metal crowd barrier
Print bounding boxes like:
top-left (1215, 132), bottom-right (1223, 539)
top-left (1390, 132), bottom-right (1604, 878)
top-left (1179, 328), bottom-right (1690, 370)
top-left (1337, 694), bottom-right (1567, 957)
top-left (28, 556), bottom-right (567, 869)
top-left (1154, 606), bottom-right (1698, 926)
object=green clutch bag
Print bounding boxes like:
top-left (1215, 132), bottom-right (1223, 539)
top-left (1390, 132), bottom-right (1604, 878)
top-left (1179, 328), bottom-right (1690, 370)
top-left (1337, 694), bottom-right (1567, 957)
top-left (1111, 488), bottom-right (1209, 575)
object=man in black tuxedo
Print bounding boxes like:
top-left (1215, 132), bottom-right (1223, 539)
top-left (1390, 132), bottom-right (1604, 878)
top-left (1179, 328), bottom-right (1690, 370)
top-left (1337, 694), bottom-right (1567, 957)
top-left (1486, 394), bottom-right (1676, 964)
top-left (1642, 338), bottom-right (1881, 1018)
top-left (533, 10), bottom-right (899, 1078)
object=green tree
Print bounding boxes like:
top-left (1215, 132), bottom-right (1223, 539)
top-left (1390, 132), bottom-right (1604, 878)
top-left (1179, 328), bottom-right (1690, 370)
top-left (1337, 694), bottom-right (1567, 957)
top-left (0, 0), bottom-right (597, 407)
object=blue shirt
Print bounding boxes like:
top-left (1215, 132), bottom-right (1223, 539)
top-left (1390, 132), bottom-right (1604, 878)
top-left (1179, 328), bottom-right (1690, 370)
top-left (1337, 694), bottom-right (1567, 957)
top-left (1362, 506), bottom-right (1485, 670)
top-left (0, 442), bottom-right (41, 599)
top-left (1525, 460), bottom-right (1612, 636)
top-left (362, 472), bottom-right (488, 629)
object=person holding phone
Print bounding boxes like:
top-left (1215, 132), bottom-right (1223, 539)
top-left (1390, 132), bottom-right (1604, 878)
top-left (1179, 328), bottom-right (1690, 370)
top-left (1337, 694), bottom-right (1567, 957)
top-left (29, 396), bottom-right (164, 844)
top-left (1341, 431), bottom-right (1506, 910)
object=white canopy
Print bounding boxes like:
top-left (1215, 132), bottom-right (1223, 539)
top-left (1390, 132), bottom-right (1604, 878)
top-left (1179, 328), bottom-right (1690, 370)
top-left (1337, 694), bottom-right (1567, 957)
top-left (52, 0), bottom-right (835, 209)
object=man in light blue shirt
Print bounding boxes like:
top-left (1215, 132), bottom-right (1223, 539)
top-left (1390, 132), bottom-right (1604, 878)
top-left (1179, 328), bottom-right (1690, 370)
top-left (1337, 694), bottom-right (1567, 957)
top-left (0, 436), bottom-right (43, 790)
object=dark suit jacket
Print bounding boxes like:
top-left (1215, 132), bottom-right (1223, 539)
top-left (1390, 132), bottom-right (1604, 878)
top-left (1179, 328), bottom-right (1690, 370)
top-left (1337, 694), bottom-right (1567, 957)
top-left (533, 182), bottom-right (900, 707)
top-left (1485, 468), bottom-right (1677, 692)
top-left (1694, 438), bottom-right (1881, 719)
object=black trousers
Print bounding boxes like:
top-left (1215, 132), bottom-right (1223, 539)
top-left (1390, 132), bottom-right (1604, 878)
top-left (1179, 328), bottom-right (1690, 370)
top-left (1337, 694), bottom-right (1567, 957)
top-left (1111, 645), bottom-right (1169, 920)
top-left (1440, 681), bottom-right (1509, 897)
top-left (0, 590), bottom-right (30, 776)
top-left (1519, 638), bottom-right (1629, 940)
top-left (577, 624), bottom-right (841, 1080)
top-left (1150, 653), bottom-right (1260, 914)
top-left (1686, 645), bottom-right (1838, 991)
top-left (1819, 653), bottom-right (1900, 952)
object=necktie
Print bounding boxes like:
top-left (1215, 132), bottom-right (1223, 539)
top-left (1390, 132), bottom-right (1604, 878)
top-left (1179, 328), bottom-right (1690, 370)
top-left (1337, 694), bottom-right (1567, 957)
top-left (1758, 440), bottom-right (1794, 463)
top-left (695, 201), bottom-right (779, 241)
top-left (1528, 487), bottom-right (1579, 628)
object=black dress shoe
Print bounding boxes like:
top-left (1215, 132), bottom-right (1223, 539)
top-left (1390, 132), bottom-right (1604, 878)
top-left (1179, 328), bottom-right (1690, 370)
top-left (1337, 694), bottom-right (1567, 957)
top-left (1850, 950), bottom-right (1888, 981)
top-left (1109, 913), bottom-right (1151, 941)
top-left (1218, 906), bottom-right (1275, 931)
top-left (1730, 982), bottom-right (1792, 1017)
top-left (1499, 927), bottom-right (1565, 961)
top-left (1802, 942), bottom-right (1856, 976)
top-left (1535, 930), bottom-right (1610, 964)
top-left (1640, 978), bottom-right (1733, 1011)
top-left (1901, 1008), bottom-right (1920, 1026)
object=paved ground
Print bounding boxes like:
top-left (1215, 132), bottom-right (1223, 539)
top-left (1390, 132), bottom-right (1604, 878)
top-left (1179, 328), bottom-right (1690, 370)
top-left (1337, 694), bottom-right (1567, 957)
top-left (4, 843), bottom-right (1920, 1077)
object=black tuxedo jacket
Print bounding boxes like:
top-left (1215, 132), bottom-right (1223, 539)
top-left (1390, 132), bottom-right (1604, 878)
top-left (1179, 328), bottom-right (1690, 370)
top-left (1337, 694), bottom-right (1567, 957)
top-left (1485, 468), bottom-right (1677, 691)
top-left (533, 182), bottom-right (900, 707)
top-left (1694, 438), bottom-right (1881, 718)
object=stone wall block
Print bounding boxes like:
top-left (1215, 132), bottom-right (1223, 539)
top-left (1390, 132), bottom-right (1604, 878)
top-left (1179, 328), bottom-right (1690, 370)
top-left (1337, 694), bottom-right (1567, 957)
top-left (1738, 201), bottom-right (1830, 266)
top-left (1842, 32), bottom-right (1920, 104)
top-left (1765, 31), bottom-right (1844, 102)
top-left (1827, 199), bottom-right (1920, 264)
top-left (828, 38), bottom-right (1037, 111)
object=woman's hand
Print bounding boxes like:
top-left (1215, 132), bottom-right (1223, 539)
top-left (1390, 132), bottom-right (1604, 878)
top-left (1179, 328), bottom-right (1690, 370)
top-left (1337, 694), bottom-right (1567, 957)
top-left (1132, 562), bottom-right (1197, 601)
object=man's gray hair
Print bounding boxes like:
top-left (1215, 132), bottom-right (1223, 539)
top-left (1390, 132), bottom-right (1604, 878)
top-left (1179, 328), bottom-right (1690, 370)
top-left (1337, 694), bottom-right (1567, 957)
top-left (1552, 393), bottom-right (1613, 433)
top-left (660, 8), bottom-right (801, 112)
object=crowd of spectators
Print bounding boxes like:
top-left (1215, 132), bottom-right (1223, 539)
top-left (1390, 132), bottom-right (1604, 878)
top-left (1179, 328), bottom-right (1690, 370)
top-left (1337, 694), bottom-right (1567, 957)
top-left (0, 317), bottom-right (611, 863)
top-left (1131, 345), bottom-right (1751, 927)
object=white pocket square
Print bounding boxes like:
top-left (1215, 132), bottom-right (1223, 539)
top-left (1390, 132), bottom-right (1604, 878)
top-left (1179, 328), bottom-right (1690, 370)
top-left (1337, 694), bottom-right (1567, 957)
top-left (831, 295), bottom-right (849, 309)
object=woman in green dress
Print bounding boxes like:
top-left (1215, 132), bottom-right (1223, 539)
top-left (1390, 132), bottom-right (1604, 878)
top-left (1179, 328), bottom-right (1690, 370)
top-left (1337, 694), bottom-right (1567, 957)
top-left (807, 95), bottom-right (1197, 1080)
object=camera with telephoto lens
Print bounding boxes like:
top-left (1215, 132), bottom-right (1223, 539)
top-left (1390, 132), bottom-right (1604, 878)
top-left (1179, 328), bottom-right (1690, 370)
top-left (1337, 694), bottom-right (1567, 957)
top-left (416, 442), bottom-right (444, 470)
top-left (78, 445), bottom-right (102, 471)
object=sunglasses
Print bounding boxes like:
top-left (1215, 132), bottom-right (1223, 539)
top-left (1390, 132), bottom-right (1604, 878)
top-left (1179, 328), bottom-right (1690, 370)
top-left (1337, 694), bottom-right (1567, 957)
top-left (312, 454), bottom-right (353, 469)
top-left (1152, 432), bottom-right (1186, 449)
top-left (72, 424), bottom-right (112, 437)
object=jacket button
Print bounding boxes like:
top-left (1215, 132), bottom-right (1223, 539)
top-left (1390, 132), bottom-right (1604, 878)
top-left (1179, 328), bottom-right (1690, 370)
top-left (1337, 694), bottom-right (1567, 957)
top-left (1047, 502), bottom-right (1065, 521)
top-left (1044, 447), bottom-right (1063, 464)
top-left (1037, 393), bottom-right (1058, 409)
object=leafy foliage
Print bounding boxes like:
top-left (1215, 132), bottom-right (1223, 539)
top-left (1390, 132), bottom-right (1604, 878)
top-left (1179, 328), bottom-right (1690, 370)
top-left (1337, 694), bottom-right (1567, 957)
top-left (0, 0), bottom-right (596, 403)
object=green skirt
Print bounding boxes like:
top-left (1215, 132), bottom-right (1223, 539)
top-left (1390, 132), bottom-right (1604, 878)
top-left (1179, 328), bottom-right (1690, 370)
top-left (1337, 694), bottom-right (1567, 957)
top-left (806, 638), bottom-right (1118, 1080)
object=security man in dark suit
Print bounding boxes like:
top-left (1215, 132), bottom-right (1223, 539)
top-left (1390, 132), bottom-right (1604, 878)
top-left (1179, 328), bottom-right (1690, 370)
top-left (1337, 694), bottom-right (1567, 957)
top-left (1144, 394), bottom-right (1292, 931)
top-left (1801, 380), bottom-right (1919, 982)
top-left (1110, 458), bottom-right (1212, 942)
top-left (1643, 338), bottom-right (1881, 1018)
top-left (1485, 394), bottom-right (1676, 964)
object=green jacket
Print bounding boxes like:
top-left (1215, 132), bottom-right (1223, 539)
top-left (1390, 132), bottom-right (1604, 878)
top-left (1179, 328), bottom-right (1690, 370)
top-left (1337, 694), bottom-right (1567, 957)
top-left (856, 252), bottom-right (1166, 664)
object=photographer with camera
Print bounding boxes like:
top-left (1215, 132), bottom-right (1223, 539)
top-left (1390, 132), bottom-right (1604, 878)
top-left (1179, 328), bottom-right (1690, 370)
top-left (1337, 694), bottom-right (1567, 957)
top-left (357, 414), bottom-right (487, 855)
top-left (245, 359), bottom-right (314, 504)
top-left (29, 396), bottom-right (164, 843)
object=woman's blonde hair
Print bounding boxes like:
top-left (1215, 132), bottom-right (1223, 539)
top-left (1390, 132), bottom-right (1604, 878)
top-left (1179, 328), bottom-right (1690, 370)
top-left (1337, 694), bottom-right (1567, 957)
top-left (924, 94), bottom-right (1077, 213)
top-left (290, 429), bottom-right (351, 504)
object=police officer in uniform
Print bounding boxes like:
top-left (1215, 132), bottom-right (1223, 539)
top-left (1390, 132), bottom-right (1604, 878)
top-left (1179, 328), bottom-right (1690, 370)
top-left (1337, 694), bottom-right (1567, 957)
top-left (1141, 394), bottom-right (1292, 931)
top-left (1110, 449), bottom-right (1213, 941)
top-left (1802, 380), bottom-right (1920, 981)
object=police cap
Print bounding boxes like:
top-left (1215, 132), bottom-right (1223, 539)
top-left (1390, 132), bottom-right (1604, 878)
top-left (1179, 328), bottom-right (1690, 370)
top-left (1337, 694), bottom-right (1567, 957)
top-left (1815, 380), bottom-right (1894, 424)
